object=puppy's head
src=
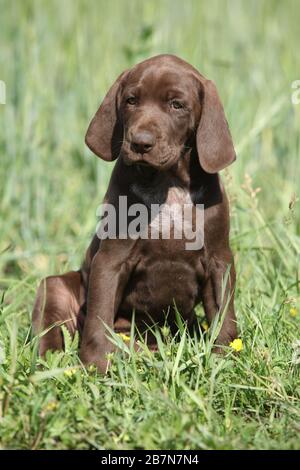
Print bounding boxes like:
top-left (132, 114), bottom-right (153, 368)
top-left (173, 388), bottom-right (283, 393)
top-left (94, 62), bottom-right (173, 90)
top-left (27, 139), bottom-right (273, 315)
top-left (86, 54), bottom-right (236, 173)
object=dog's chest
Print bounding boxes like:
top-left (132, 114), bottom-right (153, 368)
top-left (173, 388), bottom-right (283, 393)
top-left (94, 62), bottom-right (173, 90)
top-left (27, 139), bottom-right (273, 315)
top-left (120, 185), bottom-right (204, 316)
top-left (149, 186), bottom-right (193, 232)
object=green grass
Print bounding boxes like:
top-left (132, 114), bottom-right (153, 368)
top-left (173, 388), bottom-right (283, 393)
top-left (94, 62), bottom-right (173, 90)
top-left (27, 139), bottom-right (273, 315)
top-left (0, 0), bottom-right (300, 449)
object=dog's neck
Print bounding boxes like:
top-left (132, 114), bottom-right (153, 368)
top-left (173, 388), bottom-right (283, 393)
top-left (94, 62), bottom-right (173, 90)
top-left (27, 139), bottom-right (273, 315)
top-left (111, 147), bottom-right (221, 208)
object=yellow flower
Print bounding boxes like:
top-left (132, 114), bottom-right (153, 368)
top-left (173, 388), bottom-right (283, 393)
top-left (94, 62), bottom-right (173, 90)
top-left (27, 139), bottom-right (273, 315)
top-left (44, 401), bottom-right (58, 412)
top-left (64, 367), bottom-right (77, 377)
top-left (290, 307), bottom-right (297, 317)
top-left (229, 338), bottom-right (243, 352)
top-left (201, 320), bottom-right (209, 331)
top-left (117, 333), bottom-right (131, 342)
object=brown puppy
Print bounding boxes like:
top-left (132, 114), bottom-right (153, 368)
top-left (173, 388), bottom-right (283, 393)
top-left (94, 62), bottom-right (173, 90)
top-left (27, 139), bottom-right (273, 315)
top-left (32, 54), bottom-right (237, 372)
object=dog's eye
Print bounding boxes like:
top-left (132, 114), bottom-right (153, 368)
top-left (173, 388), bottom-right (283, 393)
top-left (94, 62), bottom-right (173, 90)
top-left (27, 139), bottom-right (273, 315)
top-left (126, 96), bottom-right (137, 105)
top-left (170, 100), bottom-right (184, 110)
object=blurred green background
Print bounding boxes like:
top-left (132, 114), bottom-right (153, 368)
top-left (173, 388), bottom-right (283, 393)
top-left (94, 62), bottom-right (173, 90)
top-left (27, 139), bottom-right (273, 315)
top-left (0, 0), bottom-right (299, 280)
top-left (1, 0), bottom-right (300, 450)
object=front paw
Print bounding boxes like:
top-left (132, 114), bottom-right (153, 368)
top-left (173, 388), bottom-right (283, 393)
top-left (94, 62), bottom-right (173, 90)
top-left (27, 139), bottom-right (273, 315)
top-left (213, 328), bottom-right (238, 354)
top-left (79, 349), bottom-right (110, 374)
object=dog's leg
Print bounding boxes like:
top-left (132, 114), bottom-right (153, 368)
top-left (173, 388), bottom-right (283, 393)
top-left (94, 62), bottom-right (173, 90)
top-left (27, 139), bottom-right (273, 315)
top-left (32, 271), bottom-right (85, 355)
top-left (202, 255), bottom-right (237, 348)
top-left (79, 239), bottom-right (136, 373)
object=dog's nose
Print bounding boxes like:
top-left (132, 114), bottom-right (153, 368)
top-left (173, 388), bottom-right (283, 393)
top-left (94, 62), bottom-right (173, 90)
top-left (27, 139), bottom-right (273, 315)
top-left (130, 131), bottom-right (156, 154)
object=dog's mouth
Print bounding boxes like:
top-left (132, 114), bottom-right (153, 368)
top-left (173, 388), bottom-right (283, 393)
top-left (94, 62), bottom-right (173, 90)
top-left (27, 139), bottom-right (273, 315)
top-left (122, 150), bottom-right (180, 173)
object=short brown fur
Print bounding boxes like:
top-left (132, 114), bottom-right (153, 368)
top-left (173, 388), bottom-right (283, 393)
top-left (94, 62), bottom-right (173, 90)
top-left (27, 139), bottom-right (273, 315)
top-left (32, 55), bottom-right (237, 372)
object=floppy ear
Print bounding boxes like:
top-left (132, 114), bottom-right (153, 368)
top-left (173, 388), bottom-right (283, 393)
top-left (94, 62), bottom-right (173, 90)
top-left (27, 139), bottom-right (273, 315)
top-left (85, 71), bottom-right (128, 161)
top-left (196, 79), bottom-right (236, 173)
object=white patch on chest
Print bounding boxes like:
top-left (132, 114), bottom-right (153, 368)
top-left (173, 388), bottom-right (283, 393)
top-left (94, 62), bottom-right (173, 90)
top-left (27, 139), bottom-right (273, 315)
top-left (149, 187), bottom-right (193, 235)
